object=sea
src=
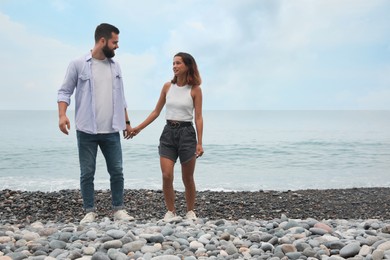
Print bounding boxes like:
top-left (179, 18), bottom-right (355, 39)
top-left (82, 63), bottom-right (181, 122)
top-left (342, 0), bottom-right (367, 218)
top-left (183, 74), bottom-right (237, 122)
top-left (1, 110), bottom-right (389, 192)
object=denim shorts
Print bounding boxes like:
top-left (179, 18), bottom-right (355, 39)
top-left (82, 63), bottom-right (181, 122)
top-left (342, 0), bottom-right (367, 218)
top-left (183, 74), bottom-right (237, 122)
top-left (159, 123), bottom-right (197, 164)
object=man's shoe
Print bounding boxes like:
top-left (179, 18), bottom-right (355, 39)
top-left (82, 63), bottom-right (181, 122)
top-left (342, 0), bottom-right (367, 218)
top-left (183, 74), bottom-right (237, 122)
top-left (113, 209), bottom-right (134, 221)
top-left (80, 212), bottom-right (97, 225)
top-left (163, 211), bottom-right (182, 222)
top-left (185, 210), bottom-right (197, 220)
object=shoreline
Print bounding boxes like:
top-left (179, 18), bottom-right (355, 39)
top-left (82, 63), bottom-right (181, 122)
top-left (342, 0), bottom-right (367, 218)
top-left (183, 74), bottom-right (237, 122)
top-left (1, 187), bottom-right (390, 225)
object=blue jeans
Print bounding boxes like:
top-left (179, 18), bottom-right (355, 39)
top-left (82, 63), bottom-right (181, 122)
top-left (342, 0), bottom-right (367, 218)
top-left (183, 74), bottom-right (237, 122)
top-left (76, 131), bottom-right (124, 212)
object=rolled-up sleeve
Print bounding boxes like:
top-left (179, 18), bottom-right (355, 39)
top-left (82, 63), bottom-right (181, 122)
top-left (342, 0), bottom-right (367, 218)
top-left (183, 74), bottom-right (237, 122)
top-left (57, 62), bottom-right (78, 106)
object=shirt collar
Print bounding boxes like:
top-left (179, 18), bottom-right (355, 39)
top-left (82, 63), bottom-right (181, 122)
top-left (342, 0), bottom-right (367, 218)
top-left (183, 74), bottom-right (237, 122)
top-left (85, 52), bottom-right (115, 64)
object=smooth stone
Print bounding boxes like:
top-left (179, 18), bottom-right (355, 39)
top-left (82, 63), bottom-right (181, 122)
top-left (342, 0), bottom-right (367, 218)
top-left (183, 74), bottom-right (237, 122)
top-left (225, 242), bottom-right (238, 255)
top-left (38, 228), bottom-right (58, 237)
top-left (5, 252), bottom-right (28, 260)
top-left (286, 252), bottom-right (302, 260)
top-left (289, 226), bottom-right (306, 234)
top-left (249, 248), bottom-right (262, 256)
top-left (103, 240), bottom-right (122, 249)
top-left (122, 240), bottom-right (146, 253)
top-left (261, 242), bottom-right (274, 252)
top-left (236, 228), bottom-right (246, 237)
top-left (314, 222), bottom-right (333, 233)
top-left (91, 252), bottom-right (110, 260)
top-left (382, 225), bottom-right (390, 234)
top-left (321, 234), bottom-right (340, 242)
top-left (377, 241), bottom-right (390, 251)
top-left (176, 238), bottom-right (190, 246)
top-left (49, 240), bottom-right (67, 250)
top-left (161, 226), bottom-right (174, 236)
top-left (22, 232), bottom-right (40, 241)
top-left (282, 244), bottom-right (297, 253)
top-left (83, 246), bottom-right (96, 255)
top-left (49, 248), bottom-right (65, 257)
top-left (340, 242), bottom-right (361, 258)
top-left (281, 220), bottom-right (300, 230)
top-left (248, 233), bottom-right (261, 243)
top-left (219, 250), bottom-right (228, 257)
top-left (141, 244), bottom-right (162, 254)
top-left (86, 230), bottom-right (97, 240)
top-left (106, 229), bottom-right (126, 239)
top-left (30, 222), bottom-right (44, 230)
top-left (68, 250), bottom-right (82, 259)
top-left (295, 242), bottom-right (310, 252)
top-left (107, 248), bottom-right (127, 260)
top-left (359, 244), bottom-right (371, 256)
top-left (309, 227), bottom-right (329, 235)
top-left (261, 233), bottom-right (274, 242)
top-left (149, 234), bottom-right (165, 244)
top-left (204, 243), bottom-right (217, 252)
top-left (372, 249), bottom-right (385, 260)
top-left (198, 236), bottom-right (210, 244)
top-left (0, 237), bottom-right (12, 243)
top-left (59, 232), bottom-right (72, 242)
top-left (302, 247), bottom-right (316, 257)
top-left (189, 241), bottom-right (204, 250)
top-left (151, 256), bottom-right (181, 260)
top-left (325, 241), bottom-right (345, 250)
top-left (219, 232), bottom-right (230, 241)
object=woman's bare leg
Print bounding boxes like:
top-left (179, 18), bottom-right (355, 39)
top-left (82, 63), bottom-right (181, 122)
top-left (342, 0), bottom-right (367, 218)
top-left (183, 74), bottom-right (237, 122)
top-left (160, 156), bottom-right (176, 212)
top-left (181, 156), bottom-right (196, 211)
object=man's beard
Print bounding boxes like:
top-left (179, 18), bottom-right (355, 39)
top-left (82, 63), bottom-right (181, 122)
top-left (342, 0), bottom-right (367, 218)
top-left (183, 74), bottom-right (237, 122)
top-left (102, 44), bottom-right (115, 58)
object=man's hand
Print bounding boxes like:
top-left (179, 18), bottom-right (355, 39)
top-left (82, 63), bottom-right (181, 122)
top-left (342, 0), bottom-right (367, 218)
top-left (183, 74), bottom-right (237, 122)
top-left (123, 124), bottom-right (133, 139)
top-left (59, 115), bottom-right (70, 135)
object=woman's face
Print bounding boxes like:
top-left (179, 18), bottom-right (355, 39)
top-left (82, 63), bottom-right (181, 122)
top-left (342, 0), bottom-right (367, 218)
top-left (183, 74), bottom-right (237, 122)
top-left (173, 56), bottom-right (188, 77)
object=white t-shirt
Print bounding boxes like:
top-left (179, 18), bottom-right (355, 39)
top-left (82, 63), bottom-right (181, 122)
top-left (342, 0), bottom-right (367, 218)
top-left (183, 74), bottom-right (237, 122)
top-left (92, 58), bottom-right (115, 133)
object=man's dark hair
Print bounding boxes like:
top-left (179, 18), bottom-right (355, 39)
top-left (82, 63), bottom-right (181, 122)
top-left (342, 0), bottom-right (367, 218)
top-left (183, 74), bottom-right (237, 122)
top-left (94, 23), bottom-right (120, 43)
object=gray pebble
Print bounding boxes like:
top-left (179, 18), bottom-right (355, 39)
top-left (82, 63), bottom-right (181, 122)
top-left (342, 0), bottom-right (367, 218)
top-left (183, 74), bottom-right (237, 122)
top-left (91, 252), bottom-right (111, 260)
top-left (49, 239), bottom-right (67, 249)
top-left (340, 242), bottom-right (361, 258)
top-left (106, 229), bottom-right (126, 239)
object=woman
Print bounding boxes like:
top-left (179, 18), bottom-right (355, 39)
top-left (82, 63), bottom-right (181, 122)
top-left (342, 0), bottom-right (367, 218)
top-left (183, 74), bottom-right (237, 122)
top-left (131, 52), bottom-right (204, 222)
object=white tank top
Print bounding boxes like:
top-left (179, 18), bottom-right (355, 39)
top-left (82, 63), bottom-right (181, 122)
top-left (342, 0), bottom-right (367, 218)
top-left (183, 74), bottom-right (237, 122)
top-left (165, 84), bottom-right (194, 121)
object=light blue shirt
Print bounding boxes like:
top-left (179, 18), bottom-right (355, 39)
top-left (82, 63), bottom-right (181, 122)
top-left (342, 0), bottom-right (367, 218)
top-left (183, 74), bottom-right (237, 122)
top-left (57, 53), bottom-right (128, 134)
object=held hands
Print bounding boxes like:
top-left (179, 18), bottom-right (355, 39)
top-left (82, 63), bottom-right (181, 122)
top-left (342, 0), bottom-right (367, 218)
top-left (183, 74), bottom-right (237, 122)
top-left (129, 126), bottom-right (141, 138)
top-left (123, 125), bottom-right (142, 139)
top-left (59, 115), bottom-right (70, 135)
top-left (123, 124), bottom-right (133, 139)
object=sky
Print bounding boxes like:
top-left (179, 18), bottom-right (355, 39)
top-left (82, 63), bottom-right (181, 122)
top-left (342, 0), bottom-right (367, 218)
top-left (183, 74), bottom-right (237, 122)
top-left (1, 0), bottom-right (389, 110)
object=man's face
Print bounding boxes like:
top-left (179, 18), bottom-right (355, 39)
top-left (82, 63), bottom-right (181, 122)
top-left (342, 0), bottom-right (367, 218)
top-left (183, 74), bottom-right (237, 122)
top-left (102, 32), bottom-right (119, 58)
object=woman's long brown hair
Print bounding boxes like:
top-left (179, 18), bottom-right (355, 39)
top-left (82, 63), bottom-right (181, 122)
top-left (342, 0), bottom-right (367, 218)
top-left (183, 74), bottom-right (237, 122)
top-left (171, 52), bottom-right (202, 86)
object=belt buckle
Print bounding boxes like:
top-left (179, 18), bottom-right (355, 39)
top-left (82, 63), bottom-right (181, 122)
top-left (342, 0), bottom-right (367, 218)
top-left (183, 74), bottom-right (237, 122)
top-left (172, 121), bottom-right (180, 128)
top-left (169, 121), bottom-right (180, 128)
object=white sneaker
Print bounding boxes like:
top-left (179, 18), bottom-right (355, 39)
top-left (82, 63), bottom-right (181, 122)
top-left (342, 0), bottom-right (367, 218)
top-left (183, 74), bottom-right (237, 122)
top-left (80, 212), bottom-right (97, 225)
top-left (163, 211), bottom-right (182, 222)
top-left (113, 209), bottom-right (134, 221)
top-left (186, 210), bottom-right (197, 220)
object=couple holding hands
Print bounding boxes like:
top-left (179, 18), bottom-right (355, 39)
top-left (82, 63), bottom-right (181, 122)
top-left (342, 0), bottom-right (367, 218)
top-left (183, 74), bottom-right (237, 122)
top-left (57, 23), bottom-right (203, 224)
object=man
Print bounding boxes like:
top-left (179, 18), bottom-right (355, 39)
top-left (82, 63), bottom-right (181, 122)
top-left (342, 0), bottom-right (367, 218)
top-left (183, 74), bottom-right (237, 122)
top-left (57, 23), bottom-right (133, 224)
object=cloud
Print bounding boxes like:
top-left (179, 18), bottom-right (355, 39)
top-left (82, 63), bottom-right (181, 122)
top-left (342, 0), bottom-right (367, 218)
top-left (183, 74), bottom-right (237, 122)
top-left (117, 52), bottom-right (163, 109)
top-left (50, 0), bottom-right (69, 12)
top-left (0, 12), bottom-right (81, 109)
top-left (0, 0), bottom-right (389, 110)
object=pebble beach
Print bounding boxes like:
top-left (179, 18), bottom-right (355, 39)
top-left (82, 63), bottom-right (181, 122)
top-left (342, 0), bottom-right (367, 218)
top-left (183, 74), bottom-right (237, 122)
top-left (1, 187), bottom-right (390, 259)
